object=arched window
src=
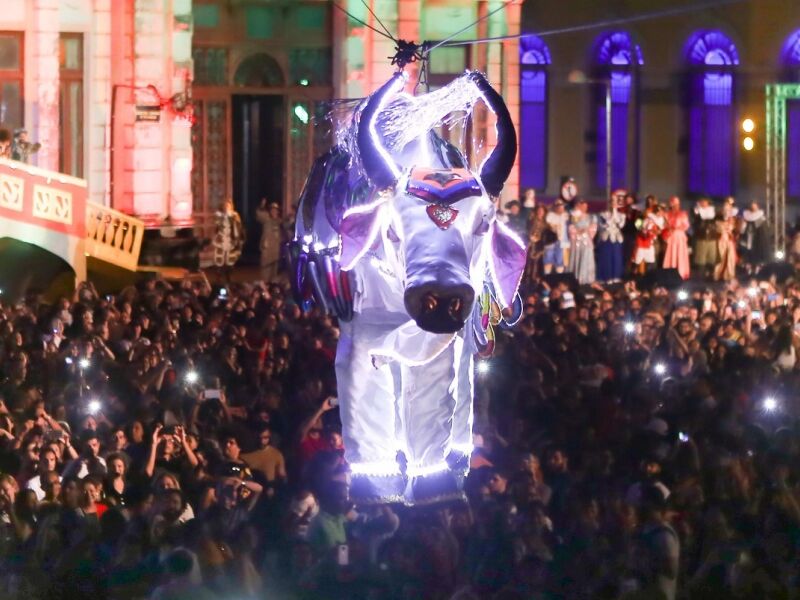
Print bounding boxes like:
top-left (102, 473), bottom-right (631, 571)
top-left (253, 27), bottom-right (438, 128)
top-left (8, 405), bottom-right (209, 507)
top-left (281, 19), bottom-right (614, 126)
top-left (781, 30), bottom-right (800, 198)
top-left (519, 35), bottom-right (551, 191)
top-left (592, 32), bottom-right (643, 192)
top-left (685, 30), bottom-right (739, 197)
top-left (782, 30), bottom-right (800, 75)
top-left (233, 53), bottom-right (284, 87)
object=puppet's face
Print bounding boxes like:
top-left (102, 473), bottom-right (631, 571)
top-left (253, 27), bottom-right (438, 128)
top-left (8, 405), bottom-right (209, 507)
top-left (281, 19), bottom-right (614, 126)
top-left (339, 166), bottom-right (524, 334)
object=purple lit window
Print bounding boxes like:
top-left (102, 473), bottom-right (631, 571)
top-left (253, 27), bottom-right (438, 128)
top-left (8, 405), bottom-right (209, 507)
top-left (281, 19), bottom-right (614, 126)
top-left (593, 32), bottom-right (643, 192)
top-left (685, 30), bottom-right (739, 197)
top-left (782, 30), bottom-right (800, 198)
top-left (519, 35), bottom-right (550, 191)
top-left (789, 101), bottom-right (800, 198)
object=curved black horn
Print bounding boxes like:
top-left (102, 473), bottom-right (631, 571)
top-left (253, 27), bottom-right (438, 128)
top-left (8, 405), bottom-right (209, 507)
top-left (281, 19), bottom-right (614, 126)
top-left (469, 71), bottom-right (517, 197)
top-left (357, 72), bottom-right (406, 190)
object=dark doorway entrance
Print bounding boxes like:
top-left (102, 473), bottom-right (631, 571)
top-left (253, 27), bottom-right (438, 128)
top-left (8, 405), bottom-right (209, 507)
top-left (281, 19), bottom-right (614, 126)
top-left (233, 95), bottom-right (284, 262)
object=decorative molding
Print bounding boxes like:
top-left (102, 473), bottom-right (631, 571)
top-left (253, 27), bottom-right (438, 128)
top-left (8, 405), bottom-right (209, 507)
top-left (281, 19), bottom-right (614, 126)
top-left (0, 174), bottom-right (25, 212)
top-left (32, 184), bottom-right (73, 225)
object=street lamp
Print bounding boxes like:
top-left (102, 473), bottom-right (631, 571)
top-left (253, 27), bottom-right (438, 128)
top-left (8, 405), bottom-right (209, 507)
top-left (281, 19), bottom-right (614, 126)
top-left (568, 70), bottom-right (612, 204)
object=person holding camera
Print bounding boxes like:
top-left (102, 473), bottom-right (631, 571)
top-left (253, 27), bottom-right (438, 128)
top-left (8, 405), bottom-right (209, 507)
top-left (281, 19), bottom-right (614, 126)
top-left (10, 129), bottom-right (41, 164)
top-left (62, 430), bottom-right (106, 480)
top-left (200, 463), bottom-right (263, 560)
top-left (144, 424), bottom-right (198, 479)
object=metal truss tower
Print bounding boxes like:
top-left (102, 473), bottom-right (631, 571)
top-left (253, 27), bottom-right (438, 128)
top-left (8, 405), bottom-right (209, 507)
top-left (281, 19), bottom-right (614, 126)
top-left (766, 83), bottom-right (800, 255)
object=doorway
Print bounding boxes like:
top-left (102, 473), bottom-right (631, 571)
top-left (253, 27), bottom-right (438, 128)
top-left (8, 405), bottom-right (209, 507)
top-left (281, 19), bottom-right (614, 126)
top-left (232, 95), bottom-right (284, 262)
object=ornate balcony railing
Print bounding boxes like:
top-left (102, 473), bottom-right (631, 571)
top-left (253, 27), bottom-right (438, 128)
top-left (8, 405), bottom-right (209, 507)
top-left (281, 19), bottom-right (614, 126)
top-left (0, 158), bottom-right (145, 275)
top-left (85, 202), bottom-right (145, 271)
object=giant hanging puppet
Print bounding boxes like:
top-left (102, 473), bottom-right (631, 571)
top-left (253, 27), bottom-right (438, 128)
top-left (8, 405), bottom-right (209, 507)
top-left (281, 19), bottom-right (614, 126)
top-left (288, 70), bottom-right (525, 505)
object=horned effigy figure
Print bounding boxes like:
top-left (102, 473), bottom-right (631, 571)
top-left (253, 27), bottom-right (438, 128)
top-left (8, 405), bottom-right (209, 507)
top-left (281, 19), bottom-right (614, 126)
top-left (288, 70), bottom-right (525, 505)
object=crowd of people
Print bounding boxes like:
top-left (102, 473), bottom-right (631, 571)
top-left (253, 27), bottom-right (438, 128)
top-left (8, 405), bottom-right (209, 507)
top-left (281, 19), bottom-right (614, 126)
top-left (504, 190), bottom-right (773, 287)
top-left (0, 187), bottom-right (798, 599)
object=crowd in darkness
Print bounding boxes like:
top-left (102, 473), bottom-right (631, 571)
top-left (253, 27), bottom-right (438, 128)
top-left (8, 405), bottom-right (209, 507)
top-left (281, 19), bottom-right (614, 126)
top-left (1, 203), bottom-right (800, 599)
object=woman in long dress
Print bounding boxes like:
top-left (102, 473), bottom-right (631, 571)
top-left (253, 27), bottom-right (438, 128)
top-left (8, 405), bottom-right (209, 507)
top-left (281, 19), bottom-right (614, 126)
top-left (741, 201), bottom-right (770, 270)
top-left (714, 215), bottom-right (737, 281)
top-left (568, 200), bottom-right (598, 285)
top-left (663, 196), bottom-right (690, 280)
top-left (596, 199), bottom-right (626, 283)
top-left (692, 198), bottom-right (718, 278)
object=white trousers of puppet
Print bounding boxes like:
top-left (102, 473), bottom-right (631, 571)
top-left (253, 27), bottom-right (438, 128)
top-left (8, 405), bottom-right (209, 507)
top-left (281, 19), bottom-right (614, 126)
top-left (336, 313), bottom-right (474, 489)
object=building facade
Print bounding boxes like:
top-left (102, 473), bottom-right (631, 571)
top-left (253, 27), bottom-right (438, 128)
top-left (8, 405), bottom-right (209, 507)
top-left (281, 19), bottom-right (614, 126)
top-left (0, 0), bottom-right (193, 222)
top-left (0, 0), bottom-right (521, 261)
top-left (190, 0), bottom-right (521, 257)
top-left (519, 0), bottom-right (800, 203)
top-left (2, 0), bottom-right (800, 244)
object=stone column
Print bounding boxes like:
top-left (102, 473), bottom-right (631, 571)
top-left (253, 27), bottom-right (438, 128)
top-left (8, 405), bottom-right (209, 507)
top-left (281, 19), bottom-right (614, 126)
top-left (168, 0), bottom-right (193, 221)
top-left (476, 0), bottom-right (521, 202)
top-left (396, 0), bottom-right (420, 95)
top-left (89, 0), bottom-right (112, 206)
top-left (503, 1), bottom-right (521, 200)
top-left (131, 0), bottom-right (169, 218)
top-left (367, 0), bottom-right (398, 93)
top-left (31, 0), bottom-right (60, 171)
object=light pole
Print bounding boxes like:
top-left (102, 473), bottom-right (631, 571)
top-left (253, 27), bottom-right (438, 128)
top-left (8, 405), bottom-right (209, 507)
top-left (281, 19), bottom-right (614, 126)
top-left (568, 70), bottom-right (612, 204)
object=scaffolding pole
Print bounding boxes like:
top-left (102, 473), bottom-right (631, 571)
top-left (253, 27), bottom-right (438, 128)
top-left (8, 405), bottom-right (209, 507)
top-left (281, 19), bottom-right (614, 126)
top-left (765, 83), bottom-right (800, 256)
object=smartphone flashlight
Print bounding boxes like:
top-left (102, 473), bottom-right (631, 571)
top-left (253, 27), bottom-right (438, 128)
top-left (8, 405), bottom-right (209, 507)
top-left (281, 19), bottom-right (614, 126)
top-left (337, 544), bottom-right (349, 566)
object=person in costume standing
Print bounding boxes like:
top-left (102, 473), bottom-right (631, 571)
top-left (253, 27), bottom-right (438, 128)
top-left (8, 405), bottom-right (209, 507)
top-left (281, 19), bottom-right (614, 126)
top-left (692, 198), bottom-right (718, 278)
top-left (213, 199), bottom-right (245, 281)
top-left (596, 193), bottom-right (626, 283)
top-left (644, 196), bottom-right (666, 266)
top-left (633, 205), bottom-right (664, 275)
top-left (714, 211), bottom-right (737, 282)
top-left (663, 196), bottom-right (690, 280)
top-left (544, 200), bottom-right (570, 274)
top-left (525, 204), bottom-right (550, 284)
top-left (568, 199), bottom-right (597, 285)
top-left (620, 193), bottom-right (641, 276)
top-left (740, 201), bottom-right (770, 272)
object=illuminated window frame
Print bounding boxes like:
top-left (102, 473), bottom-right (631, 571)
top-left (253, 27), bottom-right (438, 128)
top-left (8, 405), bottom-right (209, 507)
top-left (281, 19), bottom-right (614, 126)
top-left (592, 31), bottom-right (643, 193)
top-left (519, 34), bottom-right (550, 191)
top-left (685, 29), bottom-right (739, 198)
top-left (0, 31), bottom-right (24, 131)
top-left (781, 30), bottom-right (800, 198)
